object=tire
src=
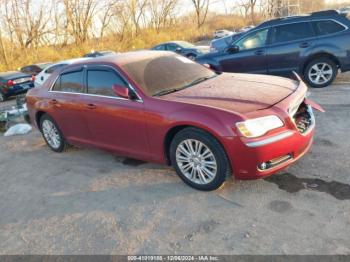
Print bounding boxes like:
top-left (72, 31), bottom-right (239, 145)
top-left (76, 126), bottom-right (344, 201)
top-left (39, 114), bottom-right (67, 153)
top-left (186, 54), bottom-right (196, 60)
top-left (304, 57), bottom-right (338, 88)
top-left (170, 127), bottom-right (231, 191)
top-left (0, 92), bottom-right (6, 102)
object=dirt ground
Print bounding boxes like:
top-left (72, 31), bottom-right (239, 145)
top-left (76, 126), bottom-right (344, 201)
top-left (0, 73), bottom-right (349, 255)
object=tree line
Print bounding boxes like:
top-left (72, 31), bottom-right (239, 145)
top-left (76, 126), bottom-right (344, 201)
top-left (0, 0), bottom-right (340, 70)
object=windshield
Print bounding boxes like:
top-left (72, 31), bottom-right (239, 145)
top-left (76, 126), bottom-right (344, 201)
top-left (177, 41), bottom-right (195, 48)
top-left (120, 54), bottom-right (216, 96)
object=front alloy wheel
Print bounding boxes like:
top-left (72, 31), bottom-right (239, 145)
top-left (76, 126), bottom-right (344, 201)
top-left (176, 139), bottom-right (218, 185)
top-left (170, 127), bottom-right (230, 191)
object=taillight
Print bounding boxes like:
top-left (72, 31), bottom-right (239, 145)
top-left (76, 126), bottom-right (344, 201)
top-left (31, 75), bottom-right (35, 81)
top-left (7, 80), bottom-right (14, 86)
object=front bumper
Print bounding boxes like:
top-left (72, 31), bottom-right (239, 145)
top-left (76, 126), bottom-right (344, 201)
top-left (226, 106), bottom-right (315, 180)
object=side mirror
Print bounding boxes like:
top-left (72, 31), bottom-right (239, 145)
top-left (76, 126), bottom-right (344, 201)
top-left (227, 44), bottom-right (239, 54)
top-left (112, 84), bottom-right (130, 99)
top-left (175, 47), bottom-right (182, 53)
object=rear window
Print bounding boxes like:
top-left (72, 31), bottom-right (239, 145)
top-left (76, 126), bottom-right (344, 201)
top-left (271, 22), bottom-right (314, 44)
top-left (52, 70), bottom-right (84, 93)
top-left (312, 20), bottom-right (346, 36)
top-left (120, 54), bottom-right (215, 96)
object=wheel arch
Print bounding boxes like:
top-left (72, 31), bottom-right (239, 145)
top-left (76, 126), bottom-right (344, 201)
top-left (35, 111), bottom-right (49, 129)
top-left (163, 124), bottom-right (230, 166)
top-left (302, 53), bottom-right (340, 74)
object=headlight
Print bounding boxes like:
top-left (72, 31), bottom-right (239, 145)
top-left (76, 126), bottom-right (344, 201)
top-left (236, 115), bottom-right (284, 138)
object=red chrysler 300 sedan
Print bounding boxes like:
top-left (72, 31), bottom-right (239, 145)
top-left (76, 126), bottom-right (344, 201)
top-left (26, 51), bottom-right (322, 191)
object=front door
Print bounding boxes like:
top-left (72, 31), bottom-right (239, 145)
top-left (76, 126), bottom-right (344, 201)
top-left (82, 66), bottom-right (149, 159)
top-left (218, 28), bottom-right (269, 74)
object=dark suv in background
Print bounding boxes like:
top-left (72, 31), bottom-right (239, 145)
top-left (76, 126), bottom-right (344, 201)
top-left (196, 10), bottom-right (350, 87)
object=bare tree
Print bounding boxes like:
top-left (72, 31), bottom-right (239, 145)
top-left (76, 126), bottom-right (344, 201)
top-left (238, 0), bottom-right (257, 24)
top-left (127, 0), bottom-right (148, 35)
top-left (149, 0), bottom-right (178, 32)
top-left (98, 0), bottom-right (117, 40)
top-left (1, 0), bottom-right (54, 48)
top-left (191, 0), bottom-right (210, 29)
top-left (108, 1), bottom-right (132, 41)
top-left (61, 0), bottom-right (98, 44)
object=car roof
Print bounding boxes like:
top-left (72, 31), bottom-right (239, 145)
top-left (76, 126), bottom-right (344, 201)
top-left (160, 41), bottom-right (190, 45)
top-left (69, 50), bottom-right (175, 68)
top-left (256, 10), bottom-right (346, 28)
top-left (44, 58), bottom-right (91, 69)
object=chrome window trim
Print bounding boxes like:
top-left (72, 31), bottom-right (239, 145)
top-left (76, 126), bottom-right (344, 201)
top-left (233, 18), bottom-right (348, 48)
top-left (48, 65), bottom-right (143, 103)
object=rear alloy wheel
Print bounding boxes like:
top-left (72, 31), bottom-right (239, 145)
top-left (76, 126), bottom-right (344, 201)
top-left (304, 58), bottom-right (337, 88)
top-left (170, 128), bottom-right (230, 191)
top-left (40, 114), bottom-right (66, 152)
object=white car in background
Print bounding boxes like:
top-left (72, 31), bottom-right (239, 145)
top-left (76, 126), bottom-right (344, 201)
top-left (239, 25), bottom-right (255, 32)
top-left (34, 58), bottom-right (90, 87)
top-left (213, 29), bottom-right (234, 39)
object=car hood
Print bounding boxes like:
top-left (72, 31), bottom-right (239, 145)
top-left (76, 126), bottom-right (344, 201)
top-left (161, 73), bottom-right (299, 114)
top-left (193, 46), bottom-right (210, 53)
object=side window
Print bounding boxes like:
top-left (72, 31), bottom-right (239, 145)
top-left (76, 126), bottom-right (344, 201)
top-left (312, 20), bottom-right (346, 36)
top-left (154, 45), bottom-right (165, 50)
top-left (52, 70), bottom-right (84, 93)
top-left (167, 44), bottom-right (179, 51)
top-left (236, 29), bottom-right (268, 50)
top-left (87, 70), bottom-right (127, 97)
top-left (271, 22), bottom-right (314, 44)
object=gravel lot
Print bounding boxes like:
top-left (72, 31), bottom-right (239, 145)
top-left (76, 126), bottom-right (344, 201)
top-left (0, 74), bottom-right (349, 255)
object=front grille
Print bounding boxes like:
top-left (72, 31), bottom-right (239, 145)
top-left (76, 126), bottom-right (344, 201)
top-left (292, 102), bottom-right (314, 134)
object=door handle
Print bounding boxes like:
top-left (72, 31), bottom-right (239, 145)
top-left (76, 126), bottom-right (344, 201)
top-left (49, 99), bottom-right (61, 107)
top-left (299, 42), bottom-right (310, 48)
top-left (255, 50), bottom-right (265, 56)
top-left (86, 103), bottom-right (97, 109)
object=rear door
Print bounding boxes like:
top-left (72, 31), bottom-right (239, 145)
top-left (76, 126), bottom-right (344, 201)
top-left (48, 67), bottom-right (91, 144)
top-left (218, 28), bottom-right (269, 73)
top-left (82, 65), bottom-right (149, 159)
top-left (267, 22), bottom-right (315, 76)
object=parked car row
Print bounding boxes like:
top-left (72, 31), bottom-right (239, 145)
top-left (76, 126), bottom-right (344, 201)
top-left (0, 51), bottom-right (117, 102)
top-left (199, 10), bottom-right (350, 88)
top-left (5, 10), bottom-right (344, 191)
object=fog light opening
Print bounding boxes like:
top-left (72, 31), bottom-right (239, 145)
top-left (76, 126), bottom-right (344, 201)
top-left (259, 162), bottom-right (268, 170)
top-left (258, 154), bottom-right (293, 171)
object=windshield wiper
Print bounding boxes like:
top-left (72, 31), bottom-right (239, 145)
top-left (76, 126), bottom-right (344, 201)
top-left (153, 74), bottom-right (217, 97)
top-left (183, 74), bottom-right (217, 88)
top-left (153, 88), bottom-right (180, 97)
